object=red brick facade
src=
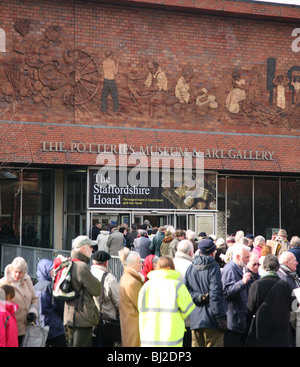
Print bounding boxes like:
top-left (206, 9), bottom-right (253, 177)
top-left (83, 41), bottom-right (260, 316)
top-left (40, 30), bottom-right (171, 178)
top-left (0, 0), bottom-right (299, 172)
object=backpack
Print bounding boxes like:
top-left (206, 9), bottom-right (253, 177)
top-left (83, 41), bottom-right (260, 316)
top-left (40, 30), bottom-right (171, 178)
top-left (52, 255), bottom-right (79, 301)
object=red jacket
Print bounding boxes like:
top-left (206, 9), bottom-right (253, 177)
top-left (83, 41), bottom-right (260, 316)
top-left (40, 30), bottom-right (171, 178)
top-left (0, 301), bottom-right (19, 347)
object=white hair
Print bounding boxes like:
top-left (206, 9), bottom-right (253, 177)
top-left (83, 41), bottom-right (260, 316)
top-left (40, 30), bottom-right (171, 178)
top-left (235, 230), bottom-right (244, 242)
top-left (177, 240), bottom-right (194, 255)
top-left (11, 257), bottom-right (27, 273)
top-left (232, 244), bottom-right (250, 260)
top-left (118, 247), bottom-right (140, 266)
top-left (186, 230), bottom-right (196, 241)
top-left (291, 236), bottom-right (300, 248)
top-left (279, 251), bottom-right (295, 265)
top-left (254, 235), bottom-right (265, 247)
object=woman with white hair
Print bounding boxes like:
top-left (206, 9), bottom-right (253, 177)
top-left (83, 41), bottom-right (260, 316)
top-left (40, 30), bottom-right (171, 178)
top-left (0, 257), bottom-right (38, 345)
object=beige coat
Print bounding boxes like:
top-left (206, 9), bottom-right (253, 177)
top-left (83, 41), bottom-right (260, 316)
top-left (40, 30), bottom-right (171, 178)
top-left (91, 264), bottom-right (119, 320)
top-left (0, 265), bottom-right (39, 336)
top-left (119, 267), bottom-right (144, 347)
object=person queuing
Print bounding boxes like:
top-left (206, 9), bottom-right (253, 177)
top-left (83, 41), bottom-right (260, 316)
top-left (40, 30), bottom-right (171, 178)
top-left (221, 244), bottom-right (251, 347)
top-left (0, 257), bottom-right (38, 346)
top-left (184, 239), bottom-right (227, 347)
top-left (64, 236), bottom-right (102, 347)
top-left (118, 248), bottom-right (144, 347)
top-left (138, 256), bottom-right (195, 347)
top-left (91, 250), bottom-right (120, 347)
top-left (34, 259), bottom-right (66, 347)
top-left (247, 255), bottom-right (293, 347)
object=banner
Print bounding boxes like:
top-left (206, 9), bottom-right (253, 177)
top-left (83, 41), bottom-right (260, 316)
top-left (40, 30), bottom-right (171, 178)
top-left (88, 168), bottom-right (216, 210)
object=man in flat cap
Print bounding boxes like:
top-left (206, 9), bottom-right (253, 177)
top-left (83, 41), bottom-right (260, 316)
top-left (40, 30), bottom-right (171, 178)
top-left (64, 236), bottom-right (101, 347)
top-left (91, 251), bottom-right (120, 347)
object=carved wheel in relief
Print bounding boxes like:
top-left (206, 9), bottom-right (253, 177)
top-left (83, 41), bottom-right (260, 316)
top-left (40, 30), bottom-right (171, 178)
top-left (63, 49), bottom-right (100, 106)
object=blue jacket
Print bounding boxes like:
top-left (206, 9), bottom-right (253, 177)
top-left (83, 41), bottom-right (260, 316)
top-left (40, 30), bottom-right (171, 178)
top-left (221, 260), bottom-right (248, 334)
top-left (184, 253), bottom-right (226, 330)
top-left (34, 259), bottom-right (65, 341)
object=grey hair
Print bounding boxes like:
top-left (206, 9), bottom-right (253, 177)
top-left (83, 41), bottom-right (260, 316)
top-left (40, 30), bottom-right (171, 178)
top-left (291, 236), bottom-right (300, 248)
top-left (232, 244), bottom-right (250, 260)
top-left (254, 235), bottom-right (265, 246)
top-left (177, 240), bottom-right (194, 255)
top-left (237, 237), bottom-right (249, 246)
top-left (11, 257), bottom-right (28, 273)
top-left (263, 254), bottom-right (279, 272)
top-left (118, 247), bottom-right (141, 266)
top-left (186, 230), bottom-right (196, 241)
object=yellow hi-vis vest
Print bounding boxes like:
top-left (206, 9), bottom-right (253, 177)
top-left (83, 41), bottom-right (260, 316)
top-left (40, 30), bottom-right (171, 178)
top-left (138, 269), bottom-right (195, 347)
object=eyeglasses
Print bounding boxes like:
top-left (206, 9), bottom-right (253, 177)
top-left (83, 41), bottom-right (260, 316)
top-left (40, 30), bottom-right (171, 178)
top-left (252, 263), bottom-right (260, 266)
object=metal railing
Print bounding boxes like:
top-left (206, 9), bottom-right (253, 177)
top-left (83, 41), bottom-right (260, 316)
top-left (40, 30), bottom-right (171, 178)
top-left (0, 243), bottom-right (124, 281)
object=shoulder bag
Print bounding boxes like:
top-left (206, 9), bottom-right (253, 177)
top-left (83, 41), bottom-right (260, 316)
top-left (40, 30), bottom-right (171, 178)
top-left (94, 272), bottom-right (121, 343)
top-left (21, 316), bottom-right (49, 347)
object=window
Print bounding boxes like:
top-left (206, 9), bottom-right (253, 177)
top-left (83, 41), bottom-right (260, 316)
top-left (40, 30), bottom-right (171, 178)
top-left (64, 170), bottom-right (87, 250)
top-left (227, 176), bottom-right (253, 236)
top-left (281, 178), bottom-right (300, 238)
top-left (22, 170), bottom-right (54, 248)
top-left (217, 175), bottom-right (299, 239)
top-left (217, 175), bottom-right (226, 238)
top-left (0, 169), bottom-right (54, 247)
top-left (254, 177), bottom-right (279, 239)
top-left (0, 170), bottom-right (20, 245)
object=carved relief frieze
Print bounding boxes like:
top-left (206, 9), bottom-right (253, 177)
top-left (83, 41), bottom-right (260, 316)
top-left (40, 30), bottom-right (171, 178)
top-left (0, 19), bottom-right (299, 130)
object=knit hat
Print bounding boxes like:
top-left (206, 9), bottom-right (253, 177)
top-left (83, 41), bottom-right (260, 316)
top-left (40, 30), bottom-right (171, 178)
top-left (198, 239), bottom-right (216, 255)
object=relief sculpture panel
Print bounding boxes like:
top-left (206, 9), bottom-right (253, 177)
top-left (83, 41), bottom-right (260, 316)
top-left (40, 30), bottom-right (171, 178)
top-left (0, 19), bottom-right (299, 131)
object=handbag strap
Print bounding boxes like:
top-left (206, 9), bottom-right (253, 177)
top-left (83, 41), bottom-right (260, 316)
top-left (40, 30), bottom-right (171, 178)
top-left (99, 272), bottom-right (108, 313)
top-left (257, 277), bottom-right (279, 310)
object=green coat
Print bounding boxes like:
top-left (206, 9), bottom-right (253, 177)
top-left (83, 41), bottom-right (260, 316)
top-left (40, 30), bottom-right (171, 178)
top-left (63, 251), bottom-right (101, 328)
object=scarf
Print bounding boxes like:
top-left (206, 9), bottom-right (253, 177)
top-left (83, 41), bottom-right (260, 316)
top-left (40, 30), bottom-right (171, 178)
top-left (261, 271), bottom-right (278, 278)
top-left (279, 265), bottom-right (300, 287)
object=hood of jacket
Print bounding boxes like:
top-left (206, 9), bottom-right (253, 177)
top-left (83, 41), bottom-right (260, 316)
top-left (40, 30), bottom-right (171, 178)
top-left (36, 259), bottom-right (53, 281)
top-left (192, 253), bottom-right (216, 271)
top-left (147, 268), bottom-right (181, 281)
top-left (99, 230), bottom-right (110, 236)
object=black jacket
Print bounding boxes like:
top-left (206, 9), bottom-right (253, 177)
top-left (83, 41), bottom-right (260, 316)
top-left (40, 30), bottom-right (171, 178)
top-left (247, 274), bottom-right (293, 347)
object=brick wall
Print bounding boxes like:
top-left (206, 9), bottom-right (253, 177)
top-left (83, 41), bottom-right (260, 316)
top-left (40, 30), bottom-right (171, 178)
top-left (0, 0), bottom-right (299, 171)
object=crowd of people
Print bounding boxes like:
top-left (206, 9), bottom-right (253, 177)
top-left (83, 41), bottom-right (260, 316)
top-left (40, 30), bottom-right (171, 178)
top-left (1, 221), bottom-right (300, 348)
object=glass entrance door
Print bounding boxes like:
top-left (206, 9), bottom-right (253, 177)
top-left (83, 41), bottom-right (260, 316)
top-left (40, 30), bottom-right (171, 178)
top-left (195, 214), bottom-right (216, 236)
top-left (133, 212), bottom-right (174, 229)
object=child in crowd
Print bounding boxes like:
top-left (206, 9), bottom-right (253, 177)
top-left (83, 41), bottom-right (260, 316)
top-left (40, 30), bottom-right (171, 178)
top-left (0, 284), bottom-right (19, 347)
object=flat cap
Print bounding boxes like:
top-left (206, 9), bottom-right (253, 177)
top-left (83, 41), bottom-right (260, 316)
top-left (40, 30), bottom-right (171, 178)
top-left (92, 250), bottom-right (111, 262)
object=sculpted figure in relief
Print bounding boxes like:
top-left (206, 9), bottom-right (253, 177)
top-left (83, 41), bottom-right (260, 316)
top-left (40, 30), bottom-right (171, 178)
top-left (272, 71), bottom-right (289, 110)
top-left (225, 70), bottom-right (246, 113)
